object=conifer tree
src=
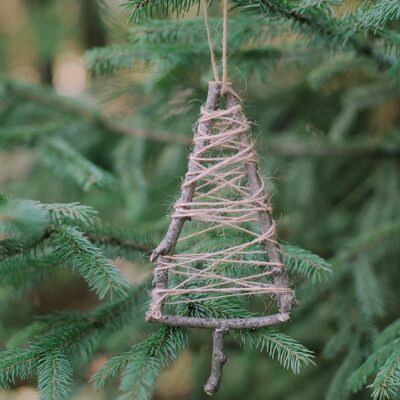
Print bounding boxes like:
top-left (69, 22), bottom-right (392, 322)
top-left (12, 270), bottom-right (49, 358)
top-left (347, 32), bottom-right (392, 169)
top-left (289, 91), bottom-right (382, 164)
top-left (0, 0), bottom-right (399, 399)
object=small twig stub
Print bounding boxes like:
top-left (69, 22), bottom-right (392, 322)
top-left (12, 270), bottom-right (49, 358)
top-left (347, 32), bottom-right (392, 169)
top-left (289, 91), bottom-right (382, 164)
top-left (204, 328), bottom-right (228, 395)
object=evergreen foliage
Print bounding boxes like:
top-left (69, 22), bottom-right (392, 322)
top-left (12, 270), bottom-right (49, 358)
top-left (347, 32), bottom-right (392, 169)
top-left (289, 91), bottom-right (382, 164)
top-left (0, 0), bottom-right (399, 399)
top-left (93, 327), bottom-right (188, 400)
top-left (0, 197), bottom-right (130, 298)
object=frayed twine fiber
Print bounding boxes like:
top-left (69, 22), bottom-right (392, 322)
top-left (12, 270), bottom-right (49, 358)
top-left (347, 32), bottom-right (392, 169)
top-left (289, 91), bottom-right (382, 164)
top-left (147, 84), bottom-right (293, 320)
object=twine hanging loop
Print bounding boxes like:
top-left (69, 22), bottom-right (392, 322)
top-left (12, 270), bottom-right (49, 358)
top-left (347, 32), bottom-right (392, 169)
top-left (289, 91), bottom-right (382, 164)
top-left (201, 0), bottom-right (230, 91)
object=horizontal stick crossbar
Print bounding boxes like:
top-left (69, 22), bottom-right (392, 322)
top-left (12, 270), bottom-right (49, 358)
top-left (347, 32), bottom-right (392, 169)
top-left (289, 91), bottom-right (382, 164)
top-left (146, 312), bottom-right (290, 329)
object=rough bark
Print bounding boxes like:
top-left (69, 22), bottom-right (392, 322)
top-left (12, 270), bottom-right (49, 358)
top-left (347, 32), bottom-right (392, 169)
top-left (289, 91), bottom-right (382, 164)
top-left (204, 329), bottom-right (228, 395)
top-left (146, 311), bottom-right (290, 329)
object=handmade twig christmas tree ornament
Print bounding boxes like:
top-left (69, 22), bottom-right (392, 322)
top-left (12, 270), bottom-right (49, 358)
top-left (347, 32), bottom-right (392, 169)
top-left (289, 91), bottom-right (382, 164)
top-left (146, 0), bottom-right (295, 395)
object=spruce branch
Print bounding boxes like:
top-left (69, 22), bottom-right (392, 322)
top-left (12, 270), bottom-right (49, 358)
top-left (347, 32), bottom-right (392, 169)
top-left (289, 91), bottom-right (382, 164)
top-left (93, 326), bottom-right (188, 400)
top-left (0, 122), bottom-right (62, 148)
top-left (0, 284), bottom-right (147, 390)
top-left (38, 202), bottom-right (99, 227)
top-left (362, 0), bottom-right (400, 30)
top-left (373, 320), bottom-right (400, 351)
top-left (86, 233), bottom-right (152, 253)
top-left (349, 340), bottom-right (400, 393)
top-left (326, 345), bottom-right (362, 400)
top-left (0, 254), bottom-right (58, 290)
top-left (122, 0), bottom-right (395, 69)
top-left (232, 0), bottom-right (393, 70)
top-left (39, 138), bottom-right (117, 192)
top-left (0, 199), bottom-right (48, 240)
top-left (49, 225), bottom-right (129, 299)
top-left (37, 351), bottom-right (73, 400)
top-left (369, 350), bottom-right (400, 400)
top-left (84, 222), bottom-right (153, 254)
top-left (236, 329), bottom-right (315, 374)
top-left (2, 78), bottom-right (190, 146)
top-left (0, 349), bottom-right (40, 388)
top-left (3, 78), bottom-right (400, 158)
top-left (280, 244), bottom-right (332, 283)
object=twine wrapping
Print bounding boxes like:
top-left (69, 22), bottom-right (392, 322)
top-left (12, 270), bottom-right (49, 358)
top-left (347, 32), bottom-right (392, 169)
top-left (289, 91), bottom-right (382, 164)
top-left (147, 84), bottom-right (293, 321)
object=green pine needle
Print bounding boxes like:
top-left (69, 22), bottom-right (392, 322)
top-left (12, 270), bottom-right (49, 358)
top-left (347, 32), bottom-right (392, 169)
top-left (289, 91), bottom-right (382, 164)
top-left (49, 225), bottom-right (129, 299)
top-left (37, 351), bottom-right (73, 400)
top-left (38, 138), bottom-right (117, 192)
top-left (38, 202), bottom-right (99, 227)
top-left (93, 327), bottom-right (188, 400)
top-left (0, 199), bottom-right (48, 240)
top-left (237, 329), bottom-right (315, 374)
top-left (281, 244), bottom-right (332, 283)
top-left (0, 349), bottom-right (39, 388)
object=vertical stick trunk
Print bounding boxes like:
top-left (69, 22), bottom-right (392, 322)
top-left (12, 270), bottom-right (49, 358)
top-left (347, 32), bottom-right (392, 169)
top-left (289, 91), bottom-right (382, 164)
top-left (204, 328), bottom-right (228, 395)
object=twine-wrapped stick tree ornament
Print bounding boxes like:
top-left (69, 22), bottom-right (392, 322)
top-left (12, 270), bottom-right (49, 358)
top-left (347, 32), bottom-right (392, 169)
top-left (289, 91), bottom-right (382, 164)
top-left (146, 0), bottom-right (295, 394)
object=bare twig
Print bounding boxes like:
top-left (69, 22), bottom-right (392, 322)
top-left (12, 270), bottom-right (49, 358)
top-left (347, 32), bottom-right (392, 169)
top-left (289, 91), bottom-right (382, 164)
top-left (146, 311), bottom-right (290, 329)
top-left (204, 328), bottom-right (228, 396)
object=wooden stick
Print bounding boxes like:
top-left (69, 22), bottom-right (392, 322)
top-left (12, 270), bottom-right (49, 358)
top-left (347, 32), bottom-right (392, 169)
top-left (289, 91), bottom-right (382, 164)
top-left (146, 311), bottom-right (289, 329)
top-left (204, 328), bottom-right (228, 395)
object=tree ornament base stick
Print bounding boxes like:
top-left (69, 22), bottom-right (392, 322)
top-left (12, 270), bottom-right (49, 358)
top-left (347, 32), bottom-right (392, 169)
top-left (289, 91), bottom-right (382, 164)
top-left (204, 328), bottom-right (228, 396)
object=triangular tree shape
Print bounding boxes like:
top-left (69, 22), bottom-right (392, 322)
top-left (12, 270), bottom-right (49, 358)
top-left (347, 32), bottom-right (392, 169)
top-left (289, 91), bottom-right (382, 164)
top-left (147, 82), bottom-right (295, 394)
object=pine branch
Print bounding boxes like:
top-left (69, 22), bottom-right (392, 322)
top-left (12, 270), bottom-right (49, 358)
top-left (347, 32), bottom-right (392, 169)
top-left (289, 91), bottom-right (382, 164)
top-left (38, 138), bottom-right (117, 192)
top-left (0, 199), bottom-right (48, 240)
top-left (37, 351), bottom-right (73, 400)
top-left (349, 340), bottom-right (400, 393)
top-left (84, 223), bottom-right (153, 254)
top-left (0, 254), bottom-right (58, 289)
top-left (236, 329), bottom-right (315, 374)
top-left (280, 244), bottom-right (332, 283)
top-left (0, 349), bottom-right (40, 388)
top-left (362, 0), bottom-right (400, 30)
top-left (49, 225), bottom-right (128, 299)
top-left (38, 202), bottom-right (99, 227)
top-left (0, 284), bottom-right (147, 389)
top-left (2, 78), bottom-right (190, 145)
top-left (93, 327), bottom-right (188, 400)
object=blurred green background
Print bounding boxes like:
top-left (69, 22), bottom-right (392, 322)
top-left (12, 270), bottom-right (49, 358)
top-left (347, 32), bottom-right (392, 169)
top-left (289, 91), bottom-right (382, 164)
top-left (1, 0), bottom-right (399, 399)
